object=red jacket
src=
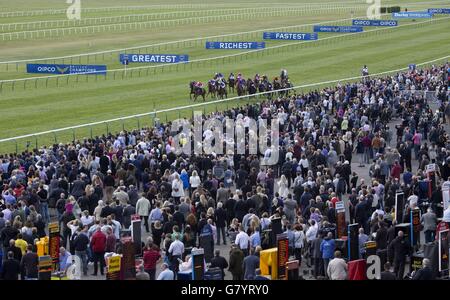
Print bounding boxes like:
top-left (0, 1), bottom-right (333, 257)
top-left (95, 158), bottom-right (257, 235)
top-left (143, 249), bottom-right (161, 270)
top-left (391, 164), bottom-right (402, 180)
top-left (91, 231), bottom-right (107, 253)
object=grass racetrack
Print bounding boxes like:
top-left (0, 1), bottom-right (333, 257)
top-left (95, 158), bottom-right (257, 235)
top-left (0, 0), bottom-right (449, 153)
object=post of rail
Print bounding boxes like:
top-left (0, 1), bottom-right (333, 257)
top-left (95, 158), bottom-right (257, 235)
top-left (53, 131), bottom-right (57, 144)
top-left (14, 139), bottom-right (18, 154)
top-left (136, 116), bottom-right (140, 130)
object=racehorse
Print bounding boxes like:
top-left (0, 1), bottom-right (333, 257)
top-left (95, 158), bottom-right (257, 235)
top-left (207, 80), bottom-right (217, 99)
top-left (247, 79), bottom-right (257, 96)
top-left (228, 74), bottom-right (236, 94)
top-left (273, 78), bottom-right (282, 97)
top-left (236, 79), bottom-right (247, 97)
top-left (281, 78), bottom-right (293, 97)
top-left (216, 80), bottom-right (228, 99)
top-left (265, 81), bottom-right (274, 100)
top-left (189, 81), bottom-right (206, 102)
top-left (258, 81), bottom-right (266, 94)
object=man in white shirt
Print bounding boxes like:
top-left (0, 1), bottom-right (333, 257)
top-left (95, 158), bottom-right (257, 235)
top-left (408, 193), bottom-right (419, 209)
top-left (327, 251), bottom-right (348, 280)
top-left (305, 220), bottom-right (318, 243)
top-left (235, 225), bottom-right (250, 256)
top-left (168, 235), bottom-right (184, 276)
top-left (443, 206), bottom-right (450, 223)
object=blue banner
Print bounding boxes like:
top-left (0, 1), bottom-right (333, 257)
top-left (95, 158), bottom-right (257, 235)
top-left (392, 12), bottom-right (433, 18)
top-left (26, 64), bottom-right (106, 75)
top-left (428, 8), bottom-right (450, 14)
top-left (313, 26), bottom-right (363, 33)
top-left (263, 32), bottom-right (318, 40)
top-left (119, 54), bottom-right (189, 64)
top-left (205, 42), bottom-right (265, 49)
top-left (352, 19), bottom-right (398, 26)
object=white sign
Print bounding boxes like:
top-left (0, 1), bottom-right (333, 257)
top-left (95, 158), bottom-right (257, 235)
top-left (336, 201), bottom-right (345, 212)
top-left (426, 163), bottom-right (436, 174)
top-left (443, 185), bottom-right (450, 211)
top-left (438, 229), bottom-right (449, 272)
top-left (66, 0), bottom-right (81, 20)
top-left (366, 255), bottom-right (381, 279)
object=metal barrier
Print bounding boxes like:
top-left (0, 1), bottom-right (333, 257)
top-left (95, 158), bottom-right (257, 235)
top-left (0, 55), bottom-right (448, 153)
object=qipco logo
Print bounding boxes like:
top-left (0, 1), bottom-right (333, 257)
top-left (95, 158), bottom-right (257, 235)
top-left (66, 0), bottom-right (81, 20)
top-left (379, 21), bottom-right (397, 26)
top-left (353, 20), bottom-right (371, 26)
top-left (38, 66), bottom-right (56, 72)
top-left (366, 0), bottom-right (381, 20)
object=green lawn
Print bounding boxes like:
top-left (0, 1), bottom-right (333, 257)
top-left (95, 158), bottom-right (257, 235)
top-left (0, 0), bottom-right (449, 153)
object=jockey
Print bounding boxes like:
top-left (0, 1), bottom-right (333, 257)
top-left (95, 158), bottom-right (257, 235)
top-left (217, 72), bottom-right (223, 79)
top-left (254, 73), bottom-right (260, 83)
top-left (195, 81), bottom-right (203, 88)
top-left (237, 73), bottom-right (242, 81)
top-left (281, 69), bottom-right (288, 80)
top-left (229, 72), bottom-right (235, 80)
top-left (219, 79), bottom-right (226, 89)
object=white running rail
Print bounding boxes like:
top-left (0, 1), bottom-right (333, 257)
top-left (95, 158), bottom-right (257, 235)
top-left (0, 16), bottom-right (447, 84)
top-left (0, 54), bottom-right (448, 144)
top-left (0, 6), bottom-right (365, 41)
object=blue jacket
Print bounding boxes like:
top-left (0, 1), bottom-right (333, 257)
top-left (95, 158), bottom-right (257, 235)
top-left (320, 238), bottom-right (335, 259)
top-left (180, 172), bottom-right (189, 189)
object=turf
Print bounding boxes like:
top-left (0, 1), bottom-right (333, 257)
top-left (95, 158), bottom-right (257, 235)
top-left (0, 0), bottom-right (449, 153)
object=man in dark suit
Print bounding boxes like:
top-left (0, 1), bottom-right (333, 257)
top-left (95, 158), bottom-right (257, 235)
top-left (388, 231), bottom-right (412, 279)
top-left (210, 249), bottom-right (229, 279)
top-left (375, 222), bottom-right (388, 250)
top-left (214, 202), bottom-right (227, 245)
top-left (5, 239), bottom-right (22, 262)
top-left (380, 262), bottom-right (397, 280)
top-left (411, 258), bottom-right (435, 280)
top-left (173, 205), bottom-right (185, 231)
top-left (355, 197), bottom-right (368, 233)
top-left (20, 245), bottom-right (39, 279)
top-left (1, 251), bottom-right (21, 280)
top-left (70, 175), bottom-right (86, 199)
